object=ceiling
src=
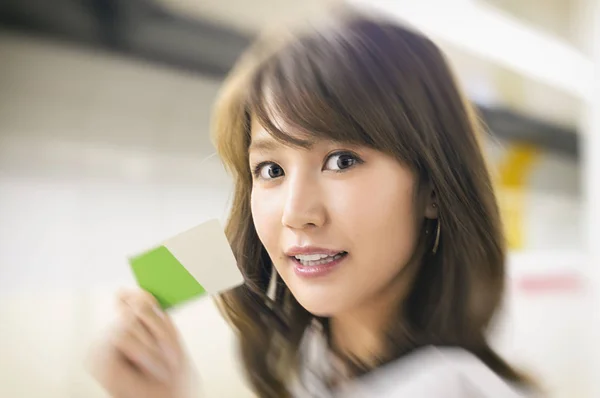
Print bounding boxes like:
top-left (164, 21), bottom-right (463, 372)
top-left (155, 0), bottom-right (584, 129)
top-left (160, 0), bottom-right (342, 34)
top-left (0, 0), bottom-right (579, 156)
top-left (480, 0), bottom-right (587, 51)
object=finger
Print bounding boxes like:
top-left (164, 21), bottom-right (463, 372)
top-left (122, 308), bottom-right (161, 356)
top-left (117, 290), bottom-right (172, 338)
top-left (117, 288), bottom-right (137, 308)
top-left (130, 291), bottom-right (177, 338)
top-left (87, 339), bottom-right (147, 397)
top-left (136, 301), bottom-right (174, 338)
top-left (133, 303), bottom-right (181, 369)
top-left (121, 290), bottom-right (181, 368)
top-left (117, 289), bottom-right (160, 313)
top-left (126, 303), bottom-right (180, 370)
top-left (112, 319), bottom-right (171, 383)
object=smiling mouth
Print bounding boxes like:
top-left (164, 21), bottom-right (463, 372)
top-left (292, 251), bottom-right (348, 266)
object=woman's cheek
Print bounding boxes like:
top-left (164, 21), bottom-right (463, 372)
top-left (251, 189), bottom-right (280, 252)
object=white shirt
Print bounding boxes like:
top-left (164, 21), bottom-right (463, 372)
top-left (333, 346), bottom-right (531, 398)
top-left (294, 324), bottom-right (535, 398)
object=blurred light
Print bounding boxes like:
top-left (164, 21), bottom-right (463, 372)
top-left (350, 0), bottom-right (594, 101)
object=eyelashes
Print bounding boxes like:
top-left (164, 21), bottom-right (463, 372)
top-left (252, 161), bottom-right (284, 180)
top-left (251, 150), bottom-right (364, 181)
top-left (324, 151), bottom-right (363, 171)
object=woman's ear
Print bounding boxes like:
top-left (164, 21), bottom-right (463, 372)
top-left (424, 188), bottom-right (439, 219)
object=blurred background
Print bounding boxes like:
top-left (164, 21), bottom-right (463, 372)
top-left (0, 0), bottom-right (599, 396)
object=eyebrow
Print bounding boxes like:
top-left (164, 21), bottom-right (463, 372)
top-left (248, 138), bottom-right (281, 153)
top-left (248, 136), bottom-right (318, 153)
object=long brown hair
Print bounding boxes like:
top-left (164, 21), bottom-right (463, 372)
top-left (212, 9), bottom-right (528, 397)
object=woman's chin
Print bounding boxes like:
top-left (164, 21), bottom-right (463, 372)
top-left (303, 305), bottom-right (337, 318)
top-left (282, 274), bottom-right (361, 318)
top-left (292, 292), bottom-right (346, 318)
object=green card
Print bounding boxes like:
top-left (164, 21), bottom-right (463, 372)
top-left (129, 219), bottom-right (243, 310)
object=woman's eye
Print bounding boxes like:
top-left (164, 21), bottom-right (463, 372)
top-left (255, 162), bottom-right (284, 180)
top-left (324, 152), bottom-right (362, 171)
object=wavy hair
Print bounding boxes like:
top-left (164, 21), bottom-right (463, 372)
top-left (211, 10), bottom-right (529, 397)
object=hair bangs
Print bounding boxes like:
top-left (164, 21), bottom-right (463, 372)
top-left (244, 25), bottom-right (426, 172)
top-left (246, 34), bottom-right (394, 154)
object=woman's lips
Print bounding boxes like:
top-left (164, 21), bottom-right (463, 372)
top-left (291, 252), bottom-right (348, 278)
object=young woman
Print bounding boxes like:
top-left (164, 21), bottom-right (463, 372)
top-left (90, 9), bottom-right (537, 398)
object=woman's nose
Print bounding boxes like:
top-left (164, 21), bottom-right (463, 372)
top-left (281, 174), bottom-right (327, 230)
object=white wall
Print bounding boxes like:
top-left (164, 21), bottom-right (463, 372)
top-left (0, 32), bottom-right (590, 397)
top-left (0, 33), bottom-right (252, 397)
top-left (0, 32), bottom-right (234, 291)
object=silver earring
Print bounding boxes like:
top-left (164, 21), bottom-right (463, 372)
top-left (267, 264), bottom-right (278, 301)
top-left (432, 220), bottom-right (441, 254)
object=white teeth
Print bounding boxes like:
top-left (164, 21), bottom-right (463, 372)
top-left (295, 253), bottom-right (332, 261)
top-left (294, 252), bottom-right (345, 266)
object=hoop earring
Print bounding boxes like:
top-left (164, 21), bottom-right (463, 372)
top-left (267, 264), bottom-right (278, 301)
top-left (432, 220), bottom-right (441, 254)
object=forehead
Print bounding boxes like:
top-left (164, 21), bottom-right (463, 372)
top-left (249, 116), bottom-right (272, 140)
top-left (249, 113), bottom-right (318, 152)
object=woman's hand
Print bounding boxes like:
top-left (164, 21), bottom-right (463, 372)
top-left (88, 289), bottom-right (200, 398)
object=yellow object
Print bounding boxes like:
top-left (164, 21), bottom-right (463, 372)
top-left (496, 144), bottom-right (539, 250)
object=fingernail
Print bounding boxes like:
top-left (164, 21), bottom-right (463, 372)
top-left (153, 305), bottom-right (165, 319)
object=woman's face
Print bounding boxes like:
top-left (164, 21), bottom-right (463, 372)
top-left (249, 119), bottom-right (434, 316)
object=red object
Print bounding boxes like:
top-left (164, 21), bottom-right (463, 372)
top-left (515, 273), bottom-right (583, 293)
